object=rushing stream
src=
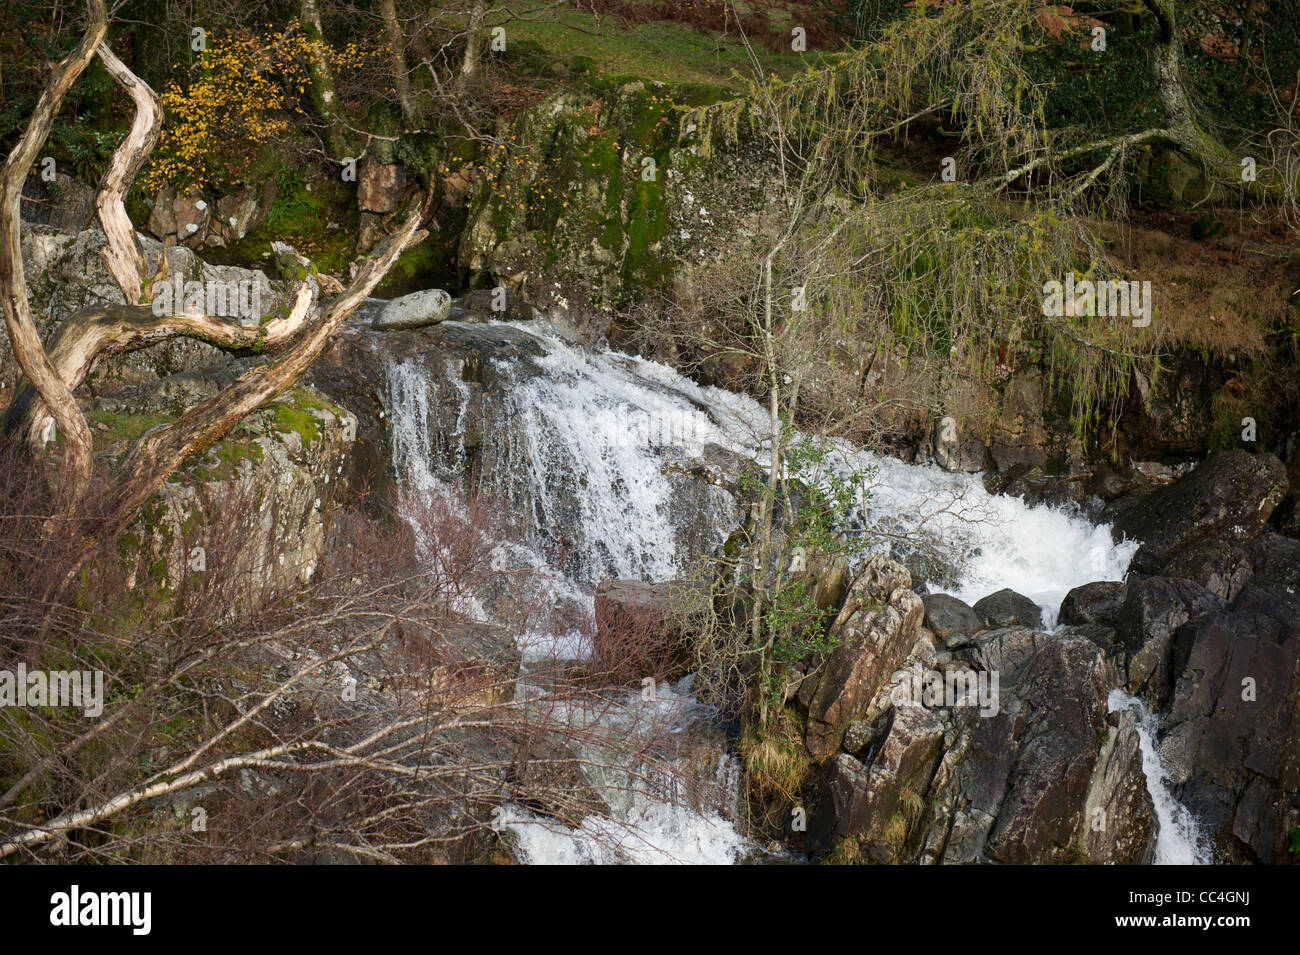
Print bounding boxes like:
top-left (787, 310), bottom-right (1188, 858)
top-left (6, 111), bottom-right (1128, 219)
top-left (374, 316), bottom-right (1197, 864)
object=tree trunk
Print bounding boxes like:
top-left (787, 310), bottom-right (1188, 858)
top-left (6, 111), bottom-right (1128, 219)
top-left (299, 0), bottom-right (350, 158)
top-left (461, 0), bottom-right (489, 78)
top-left (379, 0), bottom-right (417, 126)
top-left (1143, 0), bottom-right (1241, 184)
top-left (0, 0), bottom-right (108, 512)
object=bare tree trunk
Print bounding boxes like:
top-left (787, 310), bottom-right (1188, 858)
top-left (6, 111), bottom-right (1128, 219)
top-left (461, 0), bottom-right (488, 78)
top-left (0, 1), bottom-right (431, 601)
top-left (94, 45), bottom-right (160, 305)
top-left (379, 0), bottom-right (417, 126)
top-left (0, 0), bottom-right (108, 512)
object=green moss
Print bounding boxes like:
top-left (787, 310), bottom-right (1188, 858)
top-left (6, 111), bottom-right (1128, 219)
top-left (188, 439), bottom-right (265, 482)
top-left (87, 409), bottom-right (172, 448)
top-left (271, 402), bottom-right (321, 447)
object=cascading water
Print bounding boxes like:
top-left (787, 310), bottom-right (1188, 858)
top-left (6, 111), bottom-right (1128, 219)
top-left (1108, 690), bottom-right (1210, 865)
top-left (375, 316), bottom-right (1144, 864)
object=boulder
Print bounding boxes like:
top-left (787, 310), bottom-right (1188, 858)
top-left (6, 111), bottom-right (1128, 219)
top-left (372, 288), bottom-right (452, 330)
top-left (1160, 538), bottom-right (1253, 601)
top-left (206, 180), bottom-right (276, 248)
top-left (1114, 575), bottom-right (1225, 704)
top-left (1058, 580), bottom-right (1125, 627)
top-left (972, 588), bottom-right (1043, 629)
top-left (1112, 450), bottom-right (1289, 571)
top-left (592, 579), bottom-right (707, 684)
top-left (921, 592), bottom-right (983, 639)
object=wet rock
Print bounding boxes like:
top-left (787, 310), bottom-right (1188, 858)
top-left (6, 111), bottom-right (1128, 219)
top-left (1243, 532), bottom-right (1300, 588)
top-left (498, 734), bottom-right (611, 829)
top-left (1059, 580), bottom-right (1125, 627)
top-left (972, 588), bottom-right (1043, 629)
top-left (917, 632), bottom-right (1123, 864)
top-left (1162, 585), bottom-right (1300, 863)
top-left (1160, 538), bottom-right (1253, 601)
top-left (810, 705), bottom-right (947, 862)
top-left (1114, 575), bottom-right (1225, 705)
top-left (989, 370), bottom-right (1050, 472)
top-left (461, 286), bottom-right (541, 322)
top-left (926, 417), bottom-right (988, 473)
top-left (1082, 710), bottom-right (1156, 863)
top-left (1088, 464), bottom-right (1144, 502)
top-left (921, 593), bottom-right (983, 639)
top-left (373, 288), bottom-right (452, 330)
top-left (1112, 450), bottom-right (1289, 571)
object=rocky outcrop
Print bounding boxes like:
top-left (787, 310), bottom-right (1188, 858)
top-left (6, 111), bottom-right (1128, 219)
top-left (1114, 576), bottom-right (1225, 705)
top-left (989, 369), bottom-right (1051, 472)
top-left (358, 158), bottom-right (408, 215)
top-left (147, 180), bottom-right (276, 249)
top-left (811, 704), bottom-right (946, 863)
top-left (921, 631), bottom-right (1129, 864)
top-left (802, 558), bottom-right (924, 761)
top-left (810, 621), bottom-right (1151, 864)
top-left (460, 82), bottom-right (780, 342)
top-left (112, 382), bottom-right (358, 603)
top-left (1161, 585), bottom-right (1300, 863)
top-left (8, 225), bottom-right (278, 394)
top-left (1111, 450), bottom-right (1289, 571)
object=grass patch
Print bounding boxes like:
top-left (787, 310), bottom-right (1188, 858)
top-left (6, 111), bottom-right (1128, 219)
top-left (500, 1), bottom-right (812, 90)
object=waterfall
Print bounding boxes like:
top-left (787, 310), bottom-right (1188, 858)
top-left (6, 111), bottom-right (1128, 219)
top-left (374, 317), bottom-right (1144, 864)
top-left (1108, 690), bottom-right (1210, 865)
top-left (379, 335), bottom-right (750, 863)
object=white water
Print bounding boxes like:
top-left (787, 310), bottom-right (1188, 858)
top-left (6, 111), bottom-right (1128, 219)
top-left (1108, 690), bottom-right (1210, 865)
top-left (378, 319), bottom-right (1142, 864)
top-left (503, 679), bottom-right (749, 865)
